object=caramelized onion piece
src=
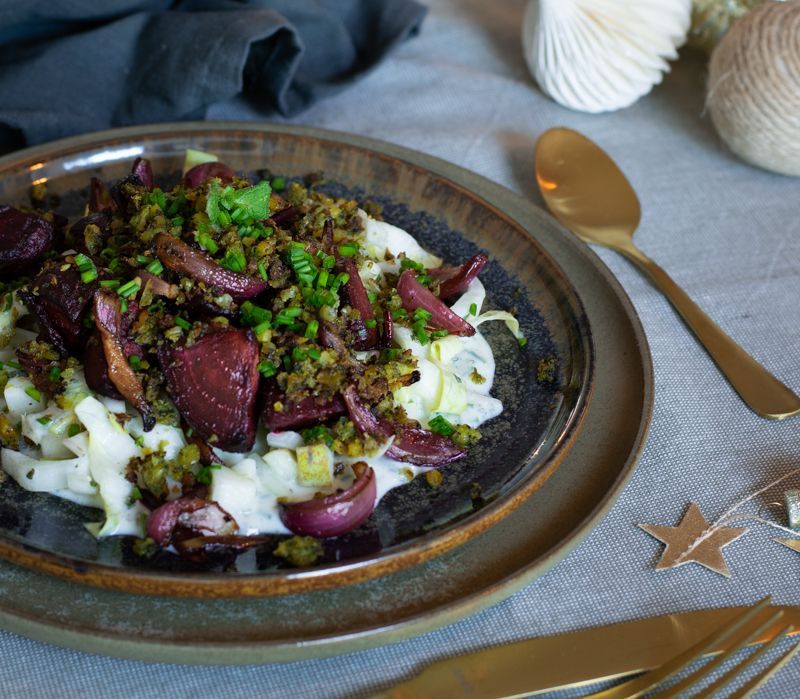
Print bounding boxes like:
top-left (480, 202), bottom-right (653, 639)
top-left (154, 233), bottom-right (269, 300)
top-left (342, 386), bottom-right (465, 467)
top-left (147, 497), bottom-right (238, 546)
top-left (0, 206), bottom-right (57, 279)
top-left (396, 270), bottom-right (475, 336)
top-left (83, 330), bottom-right (123, 400)
top-left (93, 291), bottom-right (154, 430)
top-left (183, 161), bottom-right (235, 188)
top-left (338, 257), bottom-right (377, 349)
top-left (280, 463), bottom-right (377, 538)
top-left (158, 325), bottom-right (260, 452)
top-left (431, 253), bottom-right (489, 300)
top-left (131, 157), bottom-right (154, 190)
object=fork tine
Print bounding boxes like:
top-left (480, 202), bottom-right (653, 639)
top-left (583, 597), bottom-right (772, 699)
top-left (690, 623), bottom-right (794, 699)
top-left (727, 638), bottom-right (800, 699)
top-left (646, 609), bottom-right (785, 698)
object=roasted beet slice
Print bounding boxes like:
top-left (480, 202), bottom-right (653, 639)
top-left (83, 329), bottom-right (122, 400)
top-left (154, 233), bottom-right (269, 301)
top-left (18, 262), bottom-right (96, 354)
top-left (15, 344), bottom-right (63, 398)
top-left (0, 206), bottom-right (58, 279)
top-left (69, 212), bottom-right (112, 255)
top-left (183, 162), bottom-right (235, 187)
top-left (261, 380), bottom-right (346, 431)
top-left (337, 257), bottom-right (377, 350)
top-left (158, 326), bottom-right (260, 452)
top-left (93, 291), bottom-right (154, 429)
top-left (430, 253), bottom-right (489, 300)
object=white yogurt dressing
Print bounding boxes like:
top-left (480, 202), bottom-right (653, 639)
top-left (0, 212), bottom-right (520, 538)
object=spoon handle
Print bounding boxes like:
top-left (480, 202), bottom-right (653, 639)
top-left (618, 243), bottom-right (800, 419)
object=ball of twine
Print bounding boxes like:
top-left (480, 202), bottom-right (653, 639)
top-left (707, 0), bottom-right (800, 176)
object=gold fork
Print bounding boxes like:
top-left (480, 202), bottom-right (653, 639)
top-left (583, 597), bottom-right (800, 699)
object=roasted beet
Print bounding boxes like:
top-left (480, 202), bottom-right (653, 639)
top-left (69, 212), bottom-right (112, 255)
top-left (262, 381), bottom-right (346, 431)
top-left (93, 291), bottom-right (154, 430)
top-left (154, 233), bottom-right (269, 301)
top-left (183, 162), bottom-right (235, 188)
top-left (158, 325), bottom-right (260, 452)
top-left (18, 261), bottom-right (96, 354)
top-left (0, 206), bottom-right (58, 279)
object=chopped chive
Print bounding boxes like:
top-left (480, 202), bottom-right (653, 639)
top-left (292, 347), bottom-right (308, 362)
top-left (136, 255), bottom-right (150, 265)
top-left (469, 303), bottom-right (478, 316)
top-left (307, 348), bottom-right (321, 360)
top-left (108, 257), bottom-right (121, 271)
top-left (75, 253), bottom-right (98, 283)
top-left (67, 423), bottom-right (81, 437)
top-left (220, 248), bottom-right (246, 273)
top-left (400, 258), bottom-right (424, 272)
top-left (171, 216), bottom-right (184, 227)
top-left (37, 416), bottom-right (52, 425)
top-left (258, 260), bottom-right (268, 281)
top-left (338, 243), bottom-right (359, 257)
top-left (367, 291), bottom-right (378, 303)
top-left (133, 434), bottom-right (145, 447)
top-left (120, 299), bottom-right (128, 314)
top-left (174, 316), bottom-right (191, 330)
top-left (364, 319), bottom-right (377, 329)
top-left (117, 279), bottom-right (141, 298)
top-left (25, 386), bottom-right (42, 402)
top-left (322, 255), bottom-right (335, 270)
top-left (283, 354), bottom-right (292, 370)
top-left (518, 337), bottom-right (527, 348)
top-left (3, 361), bottom-right (21, 370)
top-left (271, 176), bottom-right (285, 191)
top-left (48, 366), bottom-right (62, 382)
top-left (258, 361), bottom-right (276, 378)
top-left (254, 320), bottom-right (272, 337)
top-left (99, 279), bottom-right (121, 289)
top-left (197, 233), bottom-right (219, 254)
top-left (304, 319), bottom-right (319, 339)
top-left (130, 486), bottom-right (143, 501)
top-left (129, 355), bottom-right (142, 370)
top-left (413, 308), bottom-right (432, 322)
top-left (146, 259), bottom-right (164, 275)
top-left (412, 320), bottom-right (429, 345)
top-left (381, 348), bottom-right (401, 362)
top-left (430, 329), bottom-right (449, 340)
top-left (429, 415), bottom-right (455, 437)
top-left (316, 269), bottom-right (329, 288)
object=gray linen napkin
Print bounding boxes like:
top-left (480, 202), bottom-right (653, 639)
top-left (0, 0), bottom-right (427, 153)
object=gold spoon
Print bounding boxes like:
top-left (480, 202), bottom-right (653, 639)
top-left (535, 126), bottom-right (800, 420)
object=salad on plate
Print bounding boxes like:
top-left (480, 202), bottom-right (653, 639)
top-left (0, 152), bottom-right (523, 564)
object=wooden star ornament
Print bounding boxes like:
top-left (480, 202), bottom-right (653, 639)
top-left (639, 502), bottom-right (749, 578)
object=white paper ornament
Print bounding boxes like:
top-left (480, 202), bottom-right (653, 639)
top-left (522, 0), bottom-right (692, 113)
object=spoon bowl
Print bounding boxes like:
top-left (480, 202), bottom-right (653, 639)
top-left (535, 127), bottom-right (800, 420)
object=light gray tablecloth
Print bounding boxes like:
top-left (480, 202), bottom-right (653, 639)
top-left (2, 1), bottom-right (799, 697)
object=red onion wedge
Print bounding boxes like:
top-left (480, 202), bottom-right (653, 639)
top-left (93, 291), bottom-right (155, 430)
top-left (183, 162), bottom-right (235, 188)
top-left (430, 253), bottom-right (489, 300)
top-left (137, 268), bottom-right (178, 299)
top-left (89, 177), bottom-right (113, 213)
top-left (396, 270), bottom-right (475, 336)
top-left (280, 462), bottom-right (377, 538)
top-left (131, 157), bottom-right (154, 189)
top-left (147, 497), bottom-right (238, 546)
top-left (338, 257), bottom-right (377, 349)
top-left (342, 386), bottom-right (465, 467)
top-left (154, 233), bottom-right (269, 300)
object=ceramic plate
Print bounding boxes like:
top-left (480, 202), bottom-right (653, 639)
top-left (0, 124), bottom-right (652, 661)
top-left (0, 124), bottom-right (595, 597)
